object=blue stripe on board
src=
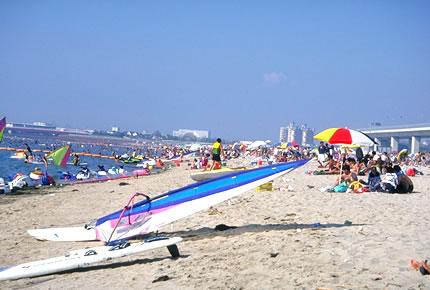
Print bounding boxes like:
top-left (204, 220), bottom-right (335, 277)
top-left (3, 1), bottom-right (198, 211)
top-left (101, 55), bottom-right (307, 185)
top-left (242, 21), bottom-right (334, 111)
top-left (96, 159), bottom-right (309, 225)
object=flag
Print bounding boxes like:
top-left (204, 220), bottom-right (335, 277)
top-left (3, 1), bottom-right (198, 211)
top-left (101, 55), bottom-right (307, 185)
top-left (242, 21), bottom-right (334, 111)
top-left (48, 145), bottom-right (71, 167)
top-left (0, 117), bottom-right (6, 142)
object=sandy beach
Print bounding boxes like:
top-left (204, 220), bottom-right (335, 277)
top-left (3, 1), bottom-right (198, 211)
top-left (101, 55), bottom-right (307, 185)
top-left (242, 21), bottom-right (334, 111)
top-left (1, 159), bottom-right (429, 289)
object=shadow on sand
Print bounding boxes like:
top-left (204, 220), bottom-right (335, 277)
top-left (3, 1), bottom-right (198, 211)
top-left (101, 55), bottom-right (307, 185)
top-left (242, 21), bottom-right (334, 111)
top-left (158, 221), bottom-right (367, 241)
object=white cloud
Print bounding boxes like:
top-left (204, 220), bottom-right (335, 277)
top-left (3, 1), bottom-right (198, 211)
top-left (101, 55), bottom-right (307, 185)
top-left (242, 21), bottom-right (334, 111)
top-left (263, 72), bottom-right (286, 83)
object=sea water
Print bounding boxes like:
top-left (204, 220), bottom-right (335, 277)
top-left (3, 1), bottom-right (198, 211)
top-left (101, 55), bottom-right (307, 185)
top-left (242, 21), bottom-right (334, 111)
top-left (0, 137), bottom-right (143, 181)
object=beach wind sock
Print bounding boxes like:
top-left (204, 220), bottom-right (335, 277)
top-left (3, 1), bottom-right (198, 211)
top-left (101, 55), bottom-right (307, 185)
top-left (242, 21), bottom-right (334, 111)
top-left (48, 145), bottom-right (71, 167)
top-left (0, 117), bottom-right (6, 142)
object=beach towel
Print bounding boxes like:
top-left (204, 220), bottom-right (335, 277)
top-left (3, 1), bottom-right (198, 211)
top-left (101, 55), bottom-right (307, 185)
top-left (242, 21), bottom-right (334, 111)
top-left (333, 182), bottom-right (348, 192)
top-left (312, 170), bottom-right (337, 175)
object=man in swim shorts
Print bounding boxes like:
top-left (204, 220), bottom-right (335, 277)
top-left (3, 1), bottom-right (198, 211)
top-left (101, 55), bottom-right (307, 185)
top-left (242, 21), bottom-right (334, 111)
top-left (210, 138), bottom-right (224, 171)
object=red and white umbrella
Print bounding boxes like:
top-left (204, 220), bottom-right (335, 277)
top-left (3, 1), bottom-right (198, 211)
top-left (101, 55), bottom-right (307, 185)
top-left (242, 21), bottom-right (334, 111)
top-left (314, 127), bottom-right (377, 184)
top-left (314, 128), bottom-right (376, 146)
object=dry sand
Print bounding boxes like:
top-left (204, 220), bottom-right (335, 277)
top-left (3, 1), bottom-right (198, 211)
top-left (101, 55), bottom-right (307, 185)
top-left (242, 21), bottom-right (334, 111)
top-left (1, 160), bottom-right (429, 289)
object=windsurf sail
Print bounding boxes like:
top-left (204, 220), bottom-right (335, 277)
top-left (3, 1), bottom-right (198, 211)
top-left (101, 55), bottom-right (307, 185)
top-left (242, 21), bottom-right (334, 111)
top-left (48, 145), bottom-right (72, 167)
top-left (93, 159), bottom-right (309, 243)
top-left (0, 117), bottom-right (6, 142)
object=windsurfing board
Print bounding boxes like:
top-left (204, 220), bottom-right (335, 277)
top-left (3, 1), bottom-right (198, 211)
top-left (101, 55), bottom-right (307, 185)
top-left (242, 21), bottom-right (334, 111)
top-left (190, 167), bottom-right (247, 182)
top-left (28, 160), bottom-right (309, 243)
top-left (0, 236), bottom-right (182, 281)
top-left (27, 227), bottom-right (97, 242)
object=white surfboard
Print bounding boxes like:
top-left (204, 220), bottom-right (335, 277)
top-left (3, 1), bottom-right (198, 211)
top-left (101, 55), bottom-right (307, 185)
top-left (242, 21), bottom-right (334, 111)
top-left (27, 227), bottom-right (97, 242)
top-left (0, 236), bottom-right (182, 281)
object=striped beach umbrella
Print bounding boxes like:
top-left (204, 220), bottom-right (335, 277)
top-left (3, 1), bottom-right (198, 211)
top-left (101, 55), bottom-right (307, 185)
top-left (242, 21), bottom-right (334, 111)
top-left (314, 128), bottom-right (376, 146)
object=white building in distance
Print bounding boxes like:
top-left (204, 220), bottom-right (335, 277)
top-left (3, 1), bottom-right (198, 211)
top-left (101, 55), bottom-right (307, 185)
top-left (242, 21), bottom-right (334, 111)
top-left (300, 124), bottom-right (315, 146)
top-left (279, 123), bottom-right (315, 146)
top-left (287, 122), bottom-right (302, 144)
top-left (279, 127), bottom-right (288, 143)
top-left (173, 129), bottom-right (210, 141)
top-left (111, 126), bottom-right (119, 133)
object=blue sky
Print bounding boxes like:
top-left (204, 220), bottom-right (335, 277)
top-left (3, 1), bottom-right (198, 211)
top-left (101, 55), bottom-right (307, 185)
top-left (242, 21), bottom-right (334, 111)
top-left (1, 1), bottom-right (429, 141)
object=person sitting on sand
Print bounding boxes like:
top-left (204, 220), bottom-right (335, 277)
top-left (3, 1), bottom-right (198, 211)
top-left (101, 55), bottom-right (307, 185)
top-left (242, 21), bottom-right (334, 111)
top-left (201, 154), bottom-right (209, 169)
top-left (336, 164), bottom-right (358, 185)
top-left (321, 155), bottom-right (340, 174)
top-left (393, 165), bottom-right (413, 193)
top-left (345, 157), bottom-right (360, 175)
top-left (190, 158), bottom-right (199, 170)
top-left (359, 162), bottom-right (381, 191)
top-left (380, 166), bottom-right (398, 193)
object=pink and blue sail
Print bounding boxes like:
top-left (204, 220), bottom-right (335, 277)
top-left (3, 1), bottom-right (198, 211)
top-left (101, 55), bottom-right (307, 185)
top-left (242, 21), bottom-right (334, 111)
top-left (94, 159), bottom-right (309, 242)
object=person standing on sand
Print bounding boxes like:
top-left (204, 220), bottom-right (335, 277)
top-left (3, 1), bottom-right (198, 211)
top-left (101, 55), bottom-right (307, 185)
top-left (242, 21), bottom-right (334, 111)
top-left (209, 138), bottom-right (224, 171)
top-left (317, 141), bottom-right (327, 167)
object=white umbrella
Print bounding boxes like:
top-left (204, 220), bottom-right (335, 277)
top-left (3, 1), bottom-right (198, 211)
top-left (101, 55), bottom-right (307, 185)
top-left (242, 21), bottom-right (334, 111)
top-left (248, 141), bottom-right (268, 150)
top-left (189, 144), bottom-right (202, 151)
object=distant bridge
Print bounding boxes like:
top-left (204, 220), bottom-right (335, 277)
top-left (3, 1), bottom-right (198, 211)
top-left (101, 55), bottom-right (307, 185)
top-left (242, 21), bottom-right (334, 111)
top-left (360, 123), bottom-right (430, 153)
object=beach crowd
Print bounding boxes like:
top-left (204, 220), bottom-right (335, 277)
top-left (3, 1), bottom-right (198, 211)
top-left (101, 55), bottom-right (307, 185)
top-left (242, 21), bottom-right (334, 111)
top-left (186, 140), bottom-right (428, 196)
top-left (2, 136), bottom-right (429, 197)
top-left (312, 142), bottom-right (428, 194)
